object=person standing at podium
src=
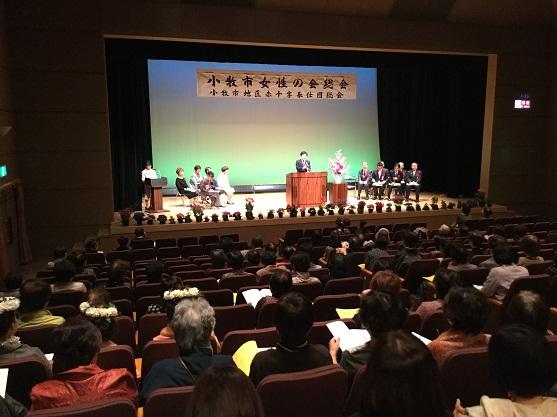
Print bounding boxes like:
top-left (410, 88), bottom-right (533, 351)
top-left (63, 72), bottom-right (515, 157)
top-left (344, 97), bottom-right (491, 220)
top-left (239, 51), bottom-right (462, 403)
top-left (141, 160), bottom-right (158, 210)
top-left (295, 151), bottom-right (311, 173)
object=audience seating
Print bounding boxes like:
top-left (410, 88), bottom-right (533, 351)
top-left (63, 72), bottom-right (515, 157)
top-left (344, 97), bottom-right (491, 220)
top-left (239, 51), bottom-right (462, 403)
top-left (131, 239), bottom-right (155, 250)
top-left (155, 238), bottom-right (177, 248)
top-left (257, 365), bottom-right (348, 417)
top-left (458, 268), bottom-right (490, 286)
top-left (201, 289), bottom-right (234, 306)
top-left (167, 263), bottom-right (199, 274)
top-left (419, 312), bottom-right (450, 340)
top-left (177, 237), bottom-right (198, 247)
top-left (137, 313), bottom-right (168, 354)
top-left (343, 365), bottom-right (366, 416)
top-left (49, 290), bottom-right (86, 308)
top-left (219, 274), bottom-right (257, 292)
top-left (309, 319), bottom-right (356, 347)
top-left (525, 260), bottom-right (553, 275)
top-left (133, 283), bottom-right (160, 300)
top-left (182, 277), bottom-right (218, 291)
top-left (132, 248), bottom-right (156, 262)
top-left (135, 296), bottom-right (162, 322)
top-left (48, 304), bottom-right (78, 319)
top-left (207, 268), bottom-right (233, 280)
top-left (141, 340), bottom-right (180, 379)
top-left (175, 270), bottom-right (208, 280)
top-left (156, 246), bottom-right (180, 259)
top-left (213, 304), bottom-right (256, 340)
top-left (470, 255), bottom-right (491, 266)
top-left (27, 398), bottom-right (137, 417)
top-left (404, 312), bottom-right (422, 333)
top-left (257, 300), bottom-right (279, 328)
top-left (309, 267), bottom-right (331, 282)
top-left (221, 327), bottom-right (279, 355)
top-left (313, 294), bottom-right (361, 322)
top-left (323, 277), bottom-right (364, 295)
top-left (292, 281), bottom-right (323, 301)
top-left (0, 356), bottom-right (50, 408)
top-left (144, 386), bottom-right (194, 417)
top-left (16, 325), bottom-right (57, 353)
top-left (181, 245), bottom-right (204, 258)
top-left (111, 315), bottom-right (136, 351)
top-left (85, 252), bottom-right (106, 265)
top-left (106, 286), bottom-right (133, 303)
top-left (97, 345), bottom-right (136, 379)
top-left (403, 259), bottom-right (440, 293)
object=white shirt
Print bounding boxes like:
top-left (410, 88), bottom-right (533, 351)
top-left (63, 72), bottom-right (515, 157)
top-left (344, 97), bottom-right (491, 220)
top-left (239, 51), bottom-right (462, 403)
top-left (217, 172), bottom-right (231, 189)
top-left (141, 168), bottom-right (157, 182)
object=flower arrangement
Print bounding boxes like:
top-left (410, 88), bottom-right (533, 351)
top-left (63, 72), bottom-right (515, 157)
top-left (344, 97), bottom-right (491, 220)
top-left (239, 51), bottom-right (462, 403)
top-left (163, 287), bottom-right (200, 301)
top-left (147, 214), bottom-right (156, 225)
top-left (119, 208), bottom-right (131, 226)
top-left (288, 205), bottom-right (298, 218)
top-left (176, 213), bottom-right (185, 223)
top-left (348, 205), bottom-right (356, 215)
top-left (277, 208), bottom-right (285, 218)
top-left (222, 211), bottom-right (230, 221)
top-left (211, 214), bottom-right (219, 222)
top-left (308, 207), bottom-right (317, 216)
top-left (133, 211), bottom-right (145, 225)
top-left (431, 196), bottom-right (439, 210)
top-left (337, 204), bottom-right (345, 215)
top-left (447, 202), bottom-right (455, 210)
top-left (184, 213), bottom-right (193, 223)
top-left (192, 203), bottom-right (204, 219)
top-left (233, 211), bottom-right (242, 221)
top-left (386, 203), bottom-right (393, 213)
top-left (267, 209), bottom-right (275, 219)
top-left (203, 215), bottom-right (210, 222)
top-left (328, 149), bottom-right (350, 184)
top-left (357, 201), bottom-right (366, 214)
top-left (169, 216), bottom-right (176, 224)
top-left (367, 204), bottom-right (374, 214)
top-left (0, 297), bottom-right (20, 314)
top-left (393, 195), bottom-right (404, 205)
top-left (415, 203), bottom-right (421, 211)
top-left (300, 208), bottom-right (306, 217)
top-left (317, 205), bottom-right (325, 216)
top-left (79, 302), bottom-right (118, 318)
top-left (157, 214), bottom-right (167, 224)
top-left (245, 197), bottom-right (254, 212)
top-left (375, 201), bottom-right (384, 213)
top-left (405, 203), bottom-right (415, 212)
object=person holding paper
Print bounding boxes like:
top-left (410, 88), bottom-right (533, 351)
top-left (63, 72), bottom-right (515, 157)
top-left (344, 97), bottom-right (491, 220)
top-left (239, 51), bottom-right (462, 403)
top-left (405, 162), bottom-right (422, 202)
top-left (328, 291), bottom-right (407, 377)
top-left (254, 270), bottom-right (292, 319)
top-left (387, 162), bottom-right (406, 200)
top-left (370, 161), bottom-right (389, 199)
top-left (249, 293), bottom-right (331, 386)
top-left (357, 162), bottom-right (370, 200)
top-left (141, 160), bottom-right (158, 210)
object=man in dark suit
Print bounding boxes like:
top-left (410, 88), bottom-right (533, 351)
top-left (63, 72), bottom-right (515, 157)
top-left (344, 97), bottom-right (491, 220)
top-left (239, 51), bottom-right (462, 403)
top-left (295, 151), bottom-right (311, 173)
top-left (387, 162), bottom-right (406, 200)
top-left (357, 162), bottom-right (371, 199)
top-left (370, 161), bottom-right (389, 199)
top-left (405, 162), bottom-right (422, 202)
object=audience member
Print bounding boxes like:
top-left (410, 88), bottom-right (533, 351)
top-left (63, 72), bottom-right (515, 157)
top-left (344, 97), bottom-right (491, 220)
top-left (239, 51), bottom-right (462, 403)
top-left (454, 324), bottom-right (557, 416)
top-left (84, 236), bottom-right (102, 254)
top-left (364, 235), bottom-right (389, 270)
top-left (517, 234), bottom-right (544, 267)
top-left (186, 366), bottom-right (264, 417)
top-left (365, 270), bottom-right (402, 296)
top-left (502, 290), bottom-right (550, 335)
top-left (153, 284), bottom-right (200, 342)
top-left (17, 279), bottom-right (65, 329)
top-left (454, 202), bottom-right (472, 227)
top-left (392, 231), bottom-right (422, 277)
top-left (290, 252), bottom-right (320, 284)
top-left (218, 237), bottom-right (233, 254)
top-left (51, 260), bottom-right (87, 293)
top-left (0, 271), bottom-right (22, 298)
top-left (469, 231), bottom-right (486, 256)
top-left (279, 245), bottom-right (296, 264)
top-left (139, 260), bottom-right (165, 284)
top-left (447, 244), bottom-right (478, 272)
top-left (254, 270), bottom-right (292, 318)
top-left (133, 227), bottom-right (146, 240)
top-left (140, 298), bottom-right (235, 405)
top-left (66, 250), bottom-right (96, 276)
top-left (30, 318), bottom-right (137, 410)
top-left (146, 274), bottom-right (184, 315)
top-left (114, 236), bottom-right (130, 251)
top-left (221, 250), bottom-right (251, 280)
top-left (209, 249), bottom-right (227, 270)
top-left (415, 268), bottom-right (458, 319)
top-left (328, 252), bottom-right (349, 279)
top-left (329, 291), bottom-right (407, 376)
top-left (80, 288), bottom-right (119, 348)
top-left (249, 293), bottom-right (331, 386)
top-left (358, 330), bottom-right (447, 417)
top-left (478, 235), bottom-right (506, 269)
top-left (246, 249), bottom-right (261, 266)
top-left (481, 245), bottom-right (528, 301)
top-left (47, 246), bottom-right (67, 269)
top-left (106, 260), bottom-right (132, 288)
top-left (256, 249), bottom-right (287, 281)
top-left (428, 286), bottom-right (489, 364)
top-left (0, 297), bottom-right (51, 373)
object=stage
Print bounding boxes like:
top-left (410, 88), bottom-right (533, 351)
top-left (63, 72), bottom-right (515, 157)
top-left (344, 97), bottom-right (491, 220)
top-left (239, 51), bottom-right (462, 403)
top-left (98, 191), bottom-right (512, 251)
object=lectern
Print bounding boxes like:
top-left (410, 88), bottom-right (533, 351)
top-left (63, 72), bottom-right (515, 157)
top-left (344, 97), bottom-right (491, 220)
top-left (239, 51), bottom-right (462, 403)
top-left (146, 177), bottom-right (167, 212)
top-left (286, 172), bottom-right (327, 208)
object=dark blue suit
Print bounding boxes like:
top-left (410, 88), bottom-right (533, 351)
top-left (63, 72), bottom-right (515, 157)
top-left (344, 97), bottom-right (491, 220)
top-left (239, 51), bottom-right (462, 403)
top-left (296, 159), bottom-right (311, 173)
top-left (405, 169), bottom-right (422, 201)
top-left (370, 168), bottom-right (389, 199)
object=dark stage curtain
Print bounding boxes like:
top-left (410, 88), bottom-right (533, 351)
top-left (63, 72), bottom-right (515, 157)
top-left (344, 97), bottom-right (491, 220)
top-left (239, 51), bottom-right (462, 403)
top-left (106, 46), bottom-right (153, 211)
top-left (377, 64), bottom-right (486, 198)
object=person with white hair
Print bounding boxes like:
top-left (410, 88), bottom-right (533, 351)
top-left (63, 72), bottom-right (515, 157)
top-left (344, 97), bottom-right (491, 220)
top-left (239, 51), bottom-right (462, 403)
top-left (139, 297), bottom-right (235, 405)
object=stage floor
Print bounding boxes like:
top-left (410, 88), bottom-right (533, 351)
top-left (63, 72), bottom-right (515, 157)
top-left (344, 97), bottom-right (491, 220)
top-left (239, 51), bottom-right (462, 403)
top-left (143, 191), bottom-right (463, 219)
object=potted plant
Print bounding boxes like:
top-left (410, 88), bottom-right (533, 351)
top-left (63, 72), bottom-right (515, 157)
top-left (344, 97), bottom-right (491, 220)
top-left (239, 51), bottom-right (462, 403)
top-left (317, 206), bottom-right (325, 216)
top-left (133, 211), bottom-right (145, 225)
top-left (222, 211), bottom-right (230, 221)
top-left (375, 201), bottom-right (384, 213)
top-left (300, 208), bottom-right (306, 217)
top-left (119, 208), bottom-right (131, 226)
top-left (422, 203), bottom-right (430, 211)
top-left (245, 198), bottom-right (255, 219)
top-left (169, 216), bottom-right (176, 224)
top-left (192, 204), bottom-right (204, 222)
top-left (367, 204), bottom-right (374, 214)
top-left (348, 205), bottom-right (356, 215)
top-left (415, 203), bottom-right (421, 211)
top-left (457, 200), bottom-right (462, 209)
top-left (147, 214), bottom-right (155, 225)
top-left (328, 149), bottom-right (350, 184)
top-left (447, 202), bottom-right (455, 210)
top-left (405, 203), bottom-right (415, 212)
top-left (258, 213), bottom-right (264, 220)
top-left (308, 207), bottom-right (317, 217)
top-left (357, 201), bottom-right (365, 214)
top-left (326, 204), bottom-right (335, 215)
top-left (277, 208), bottom-right (285, 218)
top-left (157, 214), bottom-right (167, 224)
top-left (431, 196), bottom-right (439, 210)
top-left (267, 210), bottom-right (275, 219)
top-left (233, 211), bottom-right (242, 221)
top-left (184, 213), bottom-right (193, 223)
top-left (440, 200), bottom-right (447, 210)
top-left (288, 206), bottom-right (298, 218)
top-left (176, 213), bottom-right (185, 224)
top-left (337, 204), bottom-right (345, 215)
top-left (211, 214), bottom-right (219, 223)
top-left (203, 215), bottom-right (210, 222)
top-left (386, 203), bottom-right (393, 213)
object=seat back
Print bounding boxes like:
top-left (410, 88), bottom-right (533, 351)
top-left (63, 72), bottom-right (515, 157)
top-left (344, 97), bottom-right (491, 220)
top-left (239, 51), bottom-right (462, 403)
top-left (27, 398), bottom-right (137, 417)
top-left (182, 277), bottom-right (219, 291)
top-left (85, 252), bottom-right (106, 265)
top-left (501, 274), bottom-right (550, 309)
top-left (0, 356), bottom-right (50, 408)
top-left (308, 267), bottom-right (330, 283)
top-left (106, 286), bottom-right (133, 302)
top-left (219, 274), bottom-right (257, 292)
top-left (144, 386), bottom-right (194, 417)
top-left (106, 250), bottom-right (132, 263)
top-left (323, 277), bottom-right (364, 295)
top-left (181, 245), bottom-right (204, 258)
top-left (141, 340), bottom-right (180, 378)
top-left (175, 270), bottom-right (208, 280)
top-left (135, 296), bottom-right (162, 321)
top-left (112, 315), bottom-right (136, 351)
top-left (155, 238), bottom-right (177, 248)
top-left (439, 346), bottom-right (498, 407)
top-left (404, 259), bottom-right (440, 293)
top-left (177, 237), bottom-right (198, 247)
top-left (134, 283), bottom-right (161, 301)
top-left (97, 345), bottom-right (136, 379)
top-left (404, 312), bottom-right (422, 333)
top-left (470, 255), bottom-right (491, 266)
top-left (137, 313), bottom-right (168, 354)
top-left (257, 365), bottom-right (348, 417)
top-left (132, 248), bottom-right (156, 262)
top-left (49, 290), bottom-right (86, 308)
top-left (16, 325), bottom-right (57, 353)
top-left (113, 299), bottom-right (133, 318)
top-left (257, 300), bottom-right (279, 328)
top-left (213, 305), bottom-right (256, 340)
top-left (283, 229), bottom-right (304, 246)
top-left (419, 312), bottom-right (450, 340)
top-left (221, 327), bottom-right (279, 355)
top-left (47, 304), bottom-right (78, 320)
top-left (343, 365), bottom-right (367, 416)
top-left (131, 239), bottom-right (155, 250)
top-left (525, 260), bottom-right (554, 275)
top-left (458, 268), bottom-right (490, 286)
top-left (291, 281), bottom-right (323, 301)
top-left (201, 289), bottom-right (234, 307)
top-left (313, 294), bottom-right (361, 322)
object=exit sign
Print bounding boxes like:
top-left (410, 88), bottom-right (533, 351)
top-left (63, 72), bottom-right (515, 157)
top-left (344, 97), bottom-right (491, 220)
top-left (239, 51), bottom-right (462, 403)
top-left (0, 165), bottom-right (7, 178)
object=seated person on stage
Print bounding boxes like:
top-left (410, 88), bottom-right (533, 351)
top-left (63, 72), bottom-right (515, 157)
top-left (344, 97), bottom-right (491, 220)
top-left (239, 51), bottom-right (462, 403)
top-left (139, 298), bottom-right (235, 405)
top-left (256, 249), bottom-right (288, 281)
top-left (80, 287), bottom-right (119, 349)
top-left (199, 171), bottom-right (223, 208)
top-left (428, 286), bottom-right (489, 365)
top-left (370, 161), bottom-right (389, 199)
top-left (387, 162), bottom-right (406, 200)
top-left (189, 164), bottom-right (203, 190)
top-left (405, 162), bottom-right (422, 202)
top-left (328, 290), bottom-right (407, 377)
top-left (249, 293), bottom-right (331, 386)
top-left (216, 166), bottom-right (235, 205)
top-left (221, 250), bottom-right (251, 280)
top-left (255, 270), bottom-right (293, 319)
top-left (290, 252), bottom-right (320, 285)
top-left (357, 162), bottom-right (371, 200)
top-left (141, 160), bottom-right (158, 210)
top-left (517, 234), bottom-right (544, 267)
top-left (30, 318), bottom-right (137, 410)
top-left (175, 167), bottom-right (198, 204)
top-left (415, 268), bottom-right (458, 320)
top-left (454, 324), bottom-right (557, 417)
top-left (51, 259), bottom-right (87, 294)
top-left (17, 278), bottom-right (65, 329)
top-left (295, 150), bottom-right (311, 173)
top-left (481, 245), bottom-right (528, 301)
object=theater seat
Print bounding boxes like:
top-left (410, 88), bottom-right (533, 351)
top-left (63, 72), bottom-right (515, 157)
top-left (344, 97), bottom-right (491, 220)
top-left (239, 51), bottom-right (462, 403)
top-left (257, 365), bottom-right (348, 417)
top-left (0, 356), bottom-right (50, 408)
top-left (16, 325), bottom-right (57, 353)
top-left (111, 315), bottom-right (136, 351)
top-left (141, 340), bottom-right (180, 379)
top-left (323, 277), bottom-right (364, 295)
top-left (137, 313), bottom-right (168, 355)
top-left (144, 386), bottom-right (194, 417)
top-left (97, 345), bottom-right (136, 380)
top-left (313, 294), bottom-right (361, 322)
top-left (221, 327), bottom-right (279, 356)
top-left (419, 311), bottom-right (450, 340)
top-left (27, 398), bottom-right (137, 417)
top-left (213, 304), bottom-right (256, 340)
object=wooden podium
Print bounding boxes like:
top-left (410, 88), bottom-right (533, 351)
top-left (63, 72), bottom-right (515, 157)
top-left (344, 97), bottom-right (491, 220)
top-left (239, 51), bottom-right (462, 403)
top-left (286, 172), bottom-right (327, 208)
top-left (146, 177), bottom-right (168, 212)
top-left (329, 183), bottom-right (348, 205)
